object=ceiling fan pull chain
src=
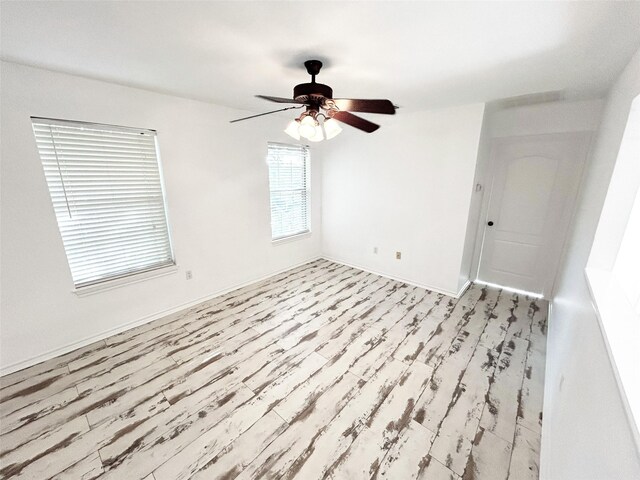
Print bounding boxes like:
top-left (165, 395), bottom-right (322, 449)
top-left (229, 105), bottom-right (303, 123)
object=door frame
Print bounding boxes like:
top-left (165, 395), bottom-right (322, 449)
top-left (469, 131), bottom-right (592, 299)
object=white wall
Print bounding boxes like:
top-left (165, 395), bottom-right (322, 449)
top-left (0, 62), bottom-right (323, 373)
top-left (489, 99), bottom-right (604, 138)
top-left (541, 48), bottom-right (640, 479)
top-left (321, 104), bottom-right (485, 296)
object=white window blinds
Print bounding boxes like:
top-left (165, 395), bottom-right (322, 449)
top-left (32, 118), bottom-right (174, 288)
top-left (267, 142), bottom-right (310, 240)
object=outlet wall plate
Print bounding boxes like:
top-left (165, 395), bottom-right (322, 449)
top-left (396, 252), bottom-right (401, 260)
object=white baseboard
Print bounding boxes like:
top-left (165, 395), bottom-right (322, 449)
top-left (321, 255), bottom-right (464, 298)
top-left (0, 256), bottom-right (321, 377)
top-left (456, 280), bottom-right (472, 298)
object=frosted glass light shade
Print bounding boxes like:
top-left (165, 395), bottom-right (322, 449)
top-left (307, 124), bottom-right (325, 142)
top-left (284, 120), bottom-right (300, 140)
top-left (323, 118), bottom-right (342, 139)
top-left (298, 116), bottom-right (317, 139)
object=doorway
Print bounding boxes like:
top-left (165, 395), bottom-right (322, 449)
top-left (476, 133), bottom-right (591, 298)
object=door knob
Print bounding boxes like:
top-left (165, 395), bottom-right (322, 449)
top-left (487, 221), bottom-right (494, 226)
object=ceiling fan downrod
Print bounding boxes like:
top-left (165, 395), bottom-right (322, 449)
top-left (304, 59), bottom-right (323, 83)
top-left (294, 60), bottom-right (333, 103)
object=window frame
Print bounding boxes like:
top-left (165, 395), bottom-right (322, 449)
top-left (32, 117), bottom-right (176, 292)
top-left (267, 142), bottom-right (311, 242)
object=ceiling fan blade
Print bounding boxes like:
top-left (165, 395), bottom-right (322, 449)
top-left (229, 106), bottom-right (303, 123)
top-left (256, 95), bottom-right (307, 104)
top-left (332, 111), bottom-right (380, 133)
top-left (332, 99), bottom-right (396, 114)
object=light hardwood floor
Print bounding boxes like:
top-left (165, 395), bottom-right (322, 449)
top-left (0, 259), bottom-right (547, 480)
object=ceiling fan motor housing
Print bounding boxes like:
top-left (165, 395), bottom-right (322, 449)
top-left (293, 82), bottom-right (333, 104)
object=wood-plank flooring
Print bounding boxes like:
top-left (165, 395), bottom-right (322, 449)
top-left (0, 259), bottom-right (548, 479)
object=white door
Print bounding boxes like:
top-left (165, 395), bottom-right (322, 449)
top-left (477, 133), bottom-right (590, 297)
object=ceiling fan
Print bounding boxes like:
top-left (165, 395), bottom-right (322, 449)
top-left (230, 60), bottom-right (396, 141)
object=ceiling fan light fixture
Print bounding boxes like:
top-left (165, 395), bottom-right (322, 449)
top-left (307, 124), bottom-right (325, 142)
top-left (284, 119), bottom-right (301, 140)
top-left (323, 118), bottom-right (342, 140)
top-left (298, 115), bottom-right (317, 139)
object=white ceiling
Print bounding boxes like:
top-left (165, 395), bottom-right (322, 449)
top-left (2, 1), bottom-right (640, 114)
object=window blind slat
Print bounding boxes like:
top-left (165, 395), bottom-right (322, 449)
top-left (50, 203), bottom-right (167, 216)
top-left (62, 228), bottom-right (171, 250)
top-left (33, 118), bottom-right (174, 288)
top-left (267, 142), bottom-right (310, 240)
top-left (74, 259), bottom-right (173, 286)
top-left (69, 247), bottom-right (173, 273)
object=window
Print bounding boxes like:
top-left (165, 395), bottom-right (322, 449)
top-left (32, 118), bottom-right (174, 289)
top-left (267, 142), bottom-right (310, 240)
top-left (586, 94), bottom-right (640, 434)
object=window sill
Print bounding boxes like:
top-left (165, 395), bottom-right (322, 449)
top-left (272, 231), bottom-right (312, 245)
top-left (73, 264), bottom-right (179, 297)
top-left (585, 267), bottom-right (640, 443)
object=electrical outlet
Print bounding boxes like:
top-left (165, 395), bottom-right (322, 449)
top-left (373, 247), bottom-right (378, 254)
top-left (186, 270), bottom-right (193, 280)
top-left (396, 251), bottom-right (401, 260)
